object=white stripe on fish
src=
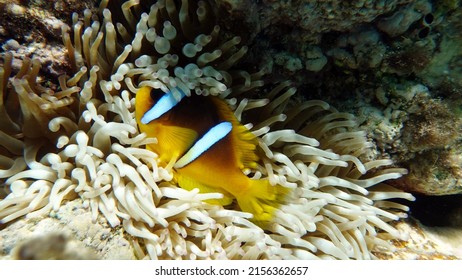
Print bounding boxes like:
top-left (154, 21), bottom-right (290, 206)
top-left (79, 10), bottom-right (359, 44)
top-left (141, 88), bottom-right (186, 124)
top-left (174, 122), bottom-right (233, 169)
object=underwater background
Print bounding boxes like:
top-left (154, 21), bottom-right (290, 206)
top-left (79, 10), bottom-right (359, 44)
top-left (0, 0), bottom-right (461, 259)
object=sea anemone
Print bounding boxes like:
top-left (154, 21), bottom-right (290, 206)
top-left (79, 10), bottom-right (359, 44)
top-left (0, 0), bottom-right (414, 260)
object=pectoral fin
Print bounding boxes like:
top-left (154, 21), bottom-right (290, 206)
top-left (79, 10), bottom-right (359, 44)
top-left (155, 124), bottom-right (198, 164)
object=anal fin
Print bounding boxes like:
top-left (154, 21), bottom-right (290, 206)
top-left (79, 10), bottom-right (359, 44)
top-left (177, 174), bottom-right (234, 206)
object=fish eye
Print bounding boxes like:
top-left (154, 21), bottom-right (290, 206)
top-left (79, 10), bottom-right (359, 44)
top-left (149, 88), bottom-right (164, 103)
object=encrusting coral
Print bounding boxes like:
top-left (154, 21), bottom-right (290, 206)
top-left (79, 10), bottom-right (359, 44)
top-left (0, 0), bottom-right (414, 260)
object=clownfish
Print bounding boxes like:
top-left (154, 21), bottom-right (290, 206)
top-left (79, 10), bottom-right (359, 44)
top-left (135, 86), bottom-right (288, 222)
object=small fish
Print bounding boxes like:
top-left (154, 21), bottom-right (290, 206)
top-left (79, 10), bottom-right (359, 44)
top-left (135, 86), bottom-right (288, 222)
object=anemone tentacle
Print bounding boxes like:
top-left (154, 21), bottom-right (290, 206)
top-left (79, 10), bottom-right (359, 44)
top-left (0, 0), bottom-right (414, 260)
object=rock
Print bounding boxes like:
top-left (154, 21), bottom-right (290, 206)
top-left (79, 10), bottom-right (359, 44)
top-left (397, 146), bottom-right (462, 195)
top-left (0, 200), bottom-right (136, 260)
top-left (304, 46), bottom-right (328, 72)
top-left (353, 82), bottom-right (462, 195)
top-left (374, 219), bottom-right (462, 260)
top-left (417, 8), bottom-right (462, 96)
top-left (377, 0), bottom-right (432, 37)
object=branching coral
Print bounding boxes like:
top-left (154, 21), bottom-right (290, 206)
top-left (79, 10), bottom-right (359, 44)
top-left (0, 0), bottom-right (414, 260)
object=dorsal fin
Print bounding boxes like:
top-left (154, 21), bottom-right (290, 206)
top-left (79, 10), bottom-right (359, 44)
top-left (210, 96), bottom-right (259, 170)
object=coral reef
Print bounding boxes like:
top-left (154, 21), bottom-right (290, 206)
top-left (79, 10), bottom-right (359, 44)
top-left (398, 146), bottom-right (462, 195)
top-left (228, 0), bottom-right (462, 199)
top-left (417, 6), bottom-right (462, 96)
top-left (0, 0), bottom-right (98, 77)
top-left (215, 0), bottom-right (414, 42)
top-left (349, 81), bottom-right (462, 196)
top-left (0, 0), bottom-right (415, 260)
top-left (398, 95), bottom-right (462, 195)
top-left (376, 0), bottom-right (432, 37)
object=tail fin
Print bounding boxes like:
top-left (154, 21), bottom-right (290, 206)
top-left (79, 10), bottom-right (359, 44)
top-left (236, 179), bottom-right (289, 223)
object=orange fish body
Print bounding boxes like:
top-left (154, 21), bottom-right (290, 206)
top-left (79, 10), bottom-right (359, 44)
top-left (135, 86), bottom-right (287, 222)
